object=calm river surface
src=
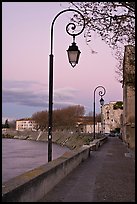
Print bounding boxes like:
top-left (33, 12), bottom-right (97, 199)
top-left (2, 138), bottom-right (69, 183)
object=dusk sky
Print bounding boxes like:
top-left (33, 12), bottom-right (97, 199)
top-left (2, 2), bottom-right (123, 122)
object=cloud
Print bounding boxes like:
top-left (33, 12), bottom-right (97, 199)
top-left (2, 80), bottom-right (80, 109)
top-left (2, 80), bottom-right (48, 107)
top-left (54, 87), bottom-right (79, 100)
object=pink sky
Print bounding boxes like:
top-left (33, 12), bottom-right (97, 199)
top-left (2, 2), bottom-right (123, 121)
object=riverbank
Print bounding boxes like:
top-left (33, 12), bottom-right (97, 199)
top-left (2, 129), bottom-right (95, 150)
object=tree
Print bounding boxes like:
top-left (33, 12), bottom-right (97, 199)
top-left (113, 101), bottom-right (123, 110)
top-left (96, 113), bottom-right (101, 122)
top-left (4, 119), bottom-right (9, 128)
top-left (32, 105), bottom-right (85, 131)
top-left (8, 120), bottom-right (16, 129)
top-left (53, 105), bottom-right (85, 130)
top-left (67, 2), bottom-right (135, 85)
top-left (32, 111), bottom-right (48, 131)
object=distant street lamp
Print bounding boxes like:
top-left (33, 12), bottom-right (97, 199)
top-left (100, 97), bottom-right (105, 135)
top-left (93, 85), bottom-right (106, 140)
top-left (48, 9), bottom-right (85, 162)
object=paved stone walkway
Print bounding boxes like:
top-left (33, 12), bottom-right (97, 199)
top-left (38, 137), bottom-right (135, 202)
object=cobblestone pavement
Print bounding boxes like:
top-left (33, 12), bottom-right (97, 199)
top-left (38, 137), bottom-right (135, 202)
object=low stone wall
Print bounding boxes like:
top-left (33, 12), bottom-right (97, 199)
top-left (2, 146), bottom-right (90, 202)
top-left (2, 136), bottom-right (108, 202)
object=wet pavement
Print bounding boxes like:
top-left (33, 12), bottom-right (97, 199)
top-left (38, 137), bottom-right (135, 202)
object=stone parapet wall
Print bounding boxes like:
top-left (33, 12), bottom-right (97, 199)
top-left (2, 137), bottom-right (108, 202)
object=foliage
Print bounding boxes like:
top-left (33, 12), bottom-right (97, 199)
top-left (8, 120), bottom-right (16, 129)
top-left (67, 2), bottom-right (135, 85)
top-left (32, 110), bottom-right (48, 131)
top-left (2, 119), bottom-right (10, 128)
top-left (32, 105), bottom-right (85, 131)
top-left (113, 101), bottom-right (123, 110)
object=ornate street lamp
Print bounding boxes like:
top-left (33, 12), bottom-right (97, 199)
top-left (93, 86), bottom-right (106, 140)
top-left (48, 9), bottom-right (85, 162)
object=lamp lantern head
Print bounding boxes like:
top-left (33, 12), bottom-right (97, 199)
top-left (67, 42), bottom-right (81, 68)
top-left (100, 97), bottom-right (104, 106)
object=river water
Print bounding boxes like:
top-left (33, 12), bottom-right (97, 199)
top-left (2, 138), bottom-right (69, 183)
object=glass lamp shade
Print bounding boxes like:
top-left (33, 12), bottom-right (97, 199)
top-left (67, 42), bottom-right (81, 68)
top-left (100, 97), bottom-right (104, 106)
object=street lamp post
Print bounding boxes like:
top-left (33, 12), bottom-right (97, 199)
top-left (93, 86), bottom-right (106, 140)
top-left (48, 9), bottom-right (85, 162)
top-left (100, 97), bottom-right (105, 135)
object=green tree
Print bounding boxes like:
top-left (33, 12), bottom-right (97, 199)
top-left (113, 101), bottom-right (123, 110)
top-left (4, 119), bottom-right (9, 128)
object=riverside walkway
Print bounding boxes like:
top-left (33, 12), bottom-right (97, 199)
top-left (39, 137), bottom-right (135, 202)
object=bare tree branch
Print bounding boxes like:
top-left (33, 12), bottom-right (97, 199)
top-left (68, 2), bottom-right (135, 87)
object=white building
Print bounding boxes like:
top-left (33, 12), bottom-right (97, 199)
top-left (78, 122), bottom-right (102, 134)
top-left (102, 101), bottom-right (123, 133)
top-left (76, 116), bottom-right (102, 134)
top-left (16, 118), bottom-right (37, 131)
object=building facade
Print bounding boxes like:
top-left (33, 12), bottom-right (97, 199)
top-left (76, 104), bottom-right (123, 135)
top-left (76, 116), bottom-right (102, 134)
top-left (121, 45), bottom-right (135, 149)
top-left (16, 118), bottom-right (37, 131)
top-left (102, 101), bottom-right (123, 133)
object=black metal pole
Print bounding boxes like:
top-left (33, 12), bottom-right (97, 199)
top-left (48, 9), bottom-right (85, 162)
top-left (93, 86), bottom-right (106, 140)
top-left (101, 105), bottom-right (103, 134)
top-left (48, 54), bottom-right (53, 162)
top-left (93, 94), bottom-right (96, 140)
